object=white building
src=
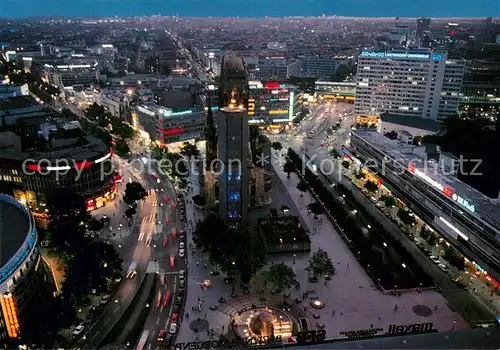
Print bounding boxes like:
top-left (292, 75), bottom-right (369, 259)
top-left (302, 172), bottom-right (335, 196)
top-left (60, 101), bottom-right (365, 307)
top-left (43, 62), bottom-right (99, 88)
top-left (301, 56), bottom-right (342, 79)
top-left (354, 50), bottom-right (465, 121)
top-left (246, 57), bottom-right (300, 80)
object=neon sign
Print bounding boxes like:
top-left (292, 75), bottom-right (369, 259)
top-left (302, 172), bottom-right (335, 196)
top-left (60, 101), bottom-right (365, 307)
top-left (162, 127), bottom-right (184, 136)
top-left (361, 51), bottom-right (430, 59)
top-left (409, 166), bottom-right (475, 213)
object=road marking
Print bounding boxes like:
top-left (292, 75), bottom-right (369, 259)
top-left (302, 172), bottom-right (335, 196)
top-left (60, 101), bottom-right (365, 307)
top-left (156, 316), bottom-right (160, 325)
top-left (104, 318), bottom-right (110, 325)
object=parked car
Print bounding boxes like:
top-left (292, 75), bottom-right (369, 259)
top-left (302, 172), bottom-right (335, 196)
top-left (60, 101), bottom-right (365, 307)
top-left (164, 334), bottom-right (173, 345)
top-left (73, 325), bottom-right (85, 336)
top-left (438, 264), bottom-right (449, 273)
top-left (179, 242), bottom-right (185, 249)
top-left (179, 279), bottom-right (185, 287)
top-left (179, 249), bottom-right (185, 258)
top-left (169, 323), bottom-right (178, 334)
top-left (430, 256), bottom-right (440, 264)
top-left (100, 295), bottom-right (110, 305)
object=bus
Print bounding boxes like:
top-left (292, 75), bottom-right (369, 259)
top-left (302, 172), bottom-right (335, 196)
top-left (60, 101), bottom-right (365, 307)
top-left (136, 330), bottom-right (149, 350)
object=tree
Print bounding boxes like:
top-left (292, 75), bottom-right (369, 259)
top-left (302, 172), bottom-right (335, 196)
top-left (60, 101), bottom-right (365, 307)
top-left (180, 142), bottom-right (200, 158)
top-left (384, 131), bottom-right (398, 140)
top-left (355, 171), bottom-right (366, 180)
top-left (47, 188), bottom-right (90, 256)
top-left (309, 248), bottom-right (335, 278)
top-left (307, 202), bottom-right (325, 218)
top-left (296, 180), bottom-right (309, 197)
top-left (330, 148), bottom-right (341, 159)
top-left (192, 195), bottom-right (206, 206)
top-left (194, 214), bottom-right (266, 286)
top-left (397, 208), bottom-right (416, 226)
top-left (283, 160), bottom-right (295, 178)
top-left (125, 207), bottom-right (136, 219)
top-left (88, 217), bottom-right (104, 232)
top-left (265, 263), bottom-right (296, 292)
top-left (114, 137), bottom-right (130, 157)
top-left (123, 181), bottom-right (147, 206)
top-left (444, 247), bottom-right (465, 270)
top-left (269, 208), bottom-right (278, 217)
top-left (151, 145), bottom-right (166, 160)
top-left (364, 180), bottom-right (379, 193)
top-left (249, 269), bottom-right (271, 299)
top-left (380, 194), bottom-right (396, 207)
top-left (341, 160), bottom-right (350, 169)
top-left (271, 142), bottom-right (283, 152)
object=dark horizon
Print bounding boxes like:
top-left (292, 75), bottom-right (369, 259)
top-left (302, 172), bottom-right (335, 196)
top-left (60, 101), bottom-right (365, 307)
top-left (2, 0), bottom-right (499, 19)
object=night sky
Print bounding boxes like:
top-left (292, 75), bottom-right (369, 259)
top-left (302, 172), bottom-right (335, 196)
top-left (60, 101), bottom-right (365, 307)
top-left (1, 0), bottom-right (499, 18)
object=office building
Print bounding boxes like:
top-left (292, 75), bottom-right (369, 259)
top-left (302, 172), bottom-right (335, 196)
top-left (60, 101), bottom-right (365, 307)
top-left (100, 91), bottom-right (133, 120)
top-left (314, 81), bottom-right (356, 103)
top-left (354, 50), bottom-right (465, 120)
top-left (349, 130), bottom-right (500, 282)
top-left (247, 80), bottom-right (302, 127)
top-left (0, 83), bottom-right (29, 99)
top-left (0, 194), bottom-right (56, 340)
top-left (416, 18), bottom-right (431, 38)
top-left (0, 97), bottom-right (116, 213)
top-left (42, 60), bottom-right (99, 88)
top-left (136, 103), bottom-right (209, 145)
top-left (246, 57), bottom-right (300, 81)
top-left (216, 53), bottom-right (250, 227)
top-left (301, 56), bottom-right (342, 79)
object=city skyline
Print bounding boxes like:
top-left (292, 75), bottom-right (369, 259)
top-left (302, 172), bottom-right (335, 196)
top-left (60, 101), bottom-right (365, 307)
top-left (2, 0), bottom-right (499, 18)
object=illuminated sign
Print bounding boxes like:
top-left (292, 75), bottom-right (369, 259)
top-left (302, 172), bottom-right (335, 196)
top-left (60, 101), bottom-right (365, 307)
top-left (265, 81), bottom-right (280, 89)
top-left (94, 152), bottom-right (112, 164)
top-left (409, 166), bottom-right (475, 213)
top-left (170, 110), bottom-right (193, 117)
top-left (269, 109), bottom-right (288, 115)
top-left (174, 335), bottom-right (282, 349)
top-left (432, 54), bottom-right (442, 60)
top-left (289, 91), bottom-right (295, 121)
top-left (1, 293), bottom-right (20, 338)
top-left (452, 193), bottom-right (475, 213)
top-left (361, 51), bottom-right (430, 59)
top-left (439, 217), bottom-right (469, 241)
top-left (162, 127), bottom-right (185, 136)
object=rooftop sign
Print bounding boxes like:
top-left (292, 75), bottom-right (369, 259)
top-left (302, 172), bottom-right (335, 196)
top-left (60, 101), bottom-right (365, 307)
top-left (360, 51), bottom-right (430, 59)
top-left (409, 166), bottom-right (475, 213)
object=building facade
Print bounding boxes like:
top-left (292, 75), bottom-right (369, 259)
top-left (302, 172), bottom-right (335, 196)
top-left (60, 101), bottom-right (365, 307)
top-left (247, 81), bottom-right (301, 125)
top-left (0, 194), bottom-right (55, 340)
top-left (349, 130), bottom-right (500, 282)
top-left (217, 53), bottom-right (250, 227)
top-left (354, 50), bottom-right (465, 120)
top-left (136, 103), bottom-right (209, 145)
top-left (246, 57), bottom-right (300, 81)
top-left (42, 62), bottom-right (99, 89)
top-left (0, 97), bottom-right (116, 212)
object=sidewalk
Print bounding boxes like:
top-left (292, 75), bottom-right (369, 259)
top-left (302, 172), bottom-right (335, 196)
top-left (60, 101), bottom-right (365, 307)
top-left (269, 158), bottom-right (468, 338)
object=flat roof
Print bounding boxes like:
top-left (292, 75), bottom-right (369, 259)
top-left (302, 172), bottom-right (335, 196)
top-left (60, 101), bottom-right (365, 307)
top-left (0, 133), bottom-right (107, 162)
top-left (352, 130), bottom-right (500, 228)
top-left (294, 327), bottom-right (500, 349)
top-left (0, 198), bottom-right (30, 269)
top-left (381, 113), bottom-right (442, 133)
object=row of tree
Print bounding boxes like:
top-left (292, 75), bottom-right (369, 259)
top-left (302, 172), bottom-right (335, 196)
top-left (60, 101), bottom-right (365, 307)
top-left (193, 212), bottom-right (335, 296)
top-left (85, 103), bottom-right (136, 157)
top-left (29, 189), bottom-right (123, 347)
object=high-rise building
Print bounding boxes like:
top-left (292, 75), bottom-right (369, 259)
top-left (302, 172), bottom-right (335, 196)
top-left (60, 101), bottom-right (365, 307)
top-left (0, 194), bottom-right (56, 340)
top-left (216, 53), bottom-right (250, 227)
top-left (416, 18), bottom-right (431, 38)
top-left (354, 50), bottom-right (465, 121)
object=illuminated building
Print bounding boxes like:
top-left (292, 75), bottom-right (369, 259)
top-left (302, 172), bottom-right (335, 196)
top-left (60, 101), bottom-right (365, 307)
top-left (247, 81), bottom-right (302, 126)
top-left (0, 97), bottom-right (116, 212)
top-left (354, 50), bottom-right (465, 120)
top-left (41, 60), bottom-right (99, 88)
top-left (349, 130), bottom-right (500, 282)
top-left (314, 81), bottom-right (356, 103)
top-left (0, 195), bottom-right (56, 340)
top-left (136, 103), bottom-right (210, 144)
top-left (216, 53), bottom-right (250, 227)
top-left (206, 81), bottom-right (303, 127)
top-left (245, 57), bottom-right (300, 81)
